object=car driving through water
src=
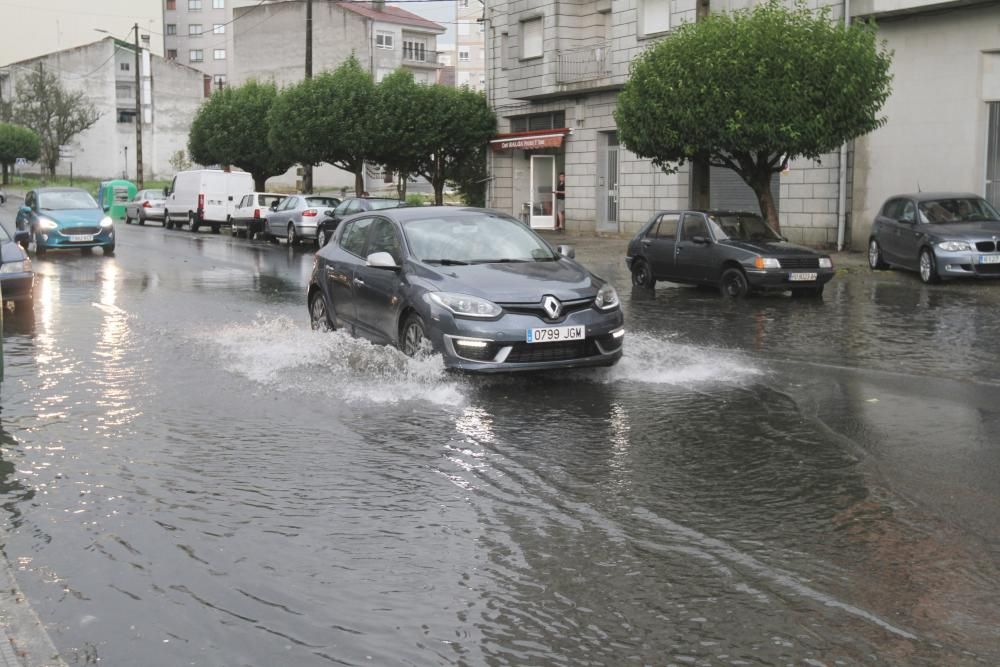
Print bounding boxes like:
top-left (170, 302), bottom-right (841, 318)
top-left (308, 207), bottom-right (624, 372)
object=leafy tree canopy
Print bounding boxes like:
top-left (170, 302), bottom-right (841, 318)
top-left (615, 1), bottom-right (893, 229)
top-left (0, 122), bottom-right (41, 185)
top-left (370, 69), bottom-right (428, 200)
top-left (188, 79), bottom-right (293, 191)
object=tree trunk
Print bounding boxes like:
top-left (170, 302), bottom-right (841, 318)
top-left (1, 163), bottom-right (8, 186)
top-left (354, 165), bottom-right (364, 197)
top-left (750, 170), bottom-right (780, 233)
top-left (433, 177), bottom-right (444, 206)
top-left (396, 171), bottom-right (407, 201)
top-left (254, 174), bottom-right (268, 191)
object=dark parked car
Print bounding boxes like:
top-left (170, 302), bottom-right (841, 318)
top-left (868, 192), bottom-right (1000, 283)
top-left (0, 223), bottom-right (33, 307)
top-left (317, 197), bottom-right (406, 246)
top-left (308, 207), bottom-right (624, 373)
top-left (626, 210), bottom-right (834, 297)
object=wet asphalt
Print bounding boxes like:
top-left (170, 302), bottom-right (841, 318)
top-left (1, 195), bottom-right (1000, 666)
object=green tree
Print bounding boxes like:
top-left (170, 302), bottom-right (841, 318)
top-left (11, 63), bottom-right (101, 177)
top-left (188, 80), bottom-right (292, 191)
top-left (615, 1), bottom-right (892, 231)
top-left (268, 57), bottom-right (375, 196)
top-left (0, 123), bottom-right (41, 185)
top-left (413, 85), bottom-right (496, 205)
top-left (371, 69), bottom-right (430, 200)
top-left (448, 143), bottom-right (489, 207)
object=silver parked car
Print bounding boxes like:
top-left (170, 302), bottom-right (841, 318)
top-left (264, 195), bottom-right (340, 247)
top-left (124, 189), bottom-right (167, 225)
top-left (868, 192), bottom-right (1000, 283)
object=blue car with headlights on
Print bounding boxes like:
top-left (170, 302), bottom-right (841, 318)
top-left (308, 207), bottom-right (624, 373)
top-left (15, 187), bottom-right (116, 255)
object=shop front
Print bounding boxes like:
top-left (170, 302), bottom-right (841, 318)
top-left (490, 128), bottom-right (570, 230)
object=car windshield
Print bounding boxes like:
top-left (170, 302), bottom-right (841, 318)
top-left (709, 214), bottom-right (782, 242)
top-left (918, 198), bottom-right (1000, 224)
top-left (368, 199), bottom-right (401, 211)
top-left (403, 214), bottom-right (557, 264)
top-left (306, 197), bottom-right (338, 208)
top-left (38, 190), bottom-right (99, 210)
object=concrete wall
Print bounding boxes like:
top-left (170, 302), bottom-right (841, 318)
top-left (851, 3), bottom-right (1000, 248)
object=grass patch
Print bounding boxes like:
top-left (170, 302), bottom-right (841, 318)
top-left (4, 174), bottom-right (171, 197)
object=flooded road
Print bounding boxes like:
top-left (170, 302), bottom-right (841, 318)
top-left (1, 208), bottom-right (1000, 666)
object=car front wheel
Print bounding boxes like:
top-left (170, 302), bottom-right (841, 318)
top-left (919, 248), bottom-right (940, 284)
top-left (868, 238), bottom-right (888, 270)
top-left (719, 267), bottom-right (750, 298)
top-left (630, 259), bottom-right (655, 288)
top-left (309, 290), bottom-right (334, 331)
top-left (401, 313), bottom-right (430, 357)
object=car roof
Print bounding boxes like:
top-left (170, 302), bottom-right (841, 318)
top-left (888, 192), bottom-right (982, 202)
top-left (651, 209), bottom-right (762, 217)
top-left (35, 187), bottom-right (91, 194)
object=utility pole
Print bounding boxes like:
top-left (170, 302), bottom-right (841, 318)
top-left (133, 23), bottom-right (144, 188)
top-left (303, 0), bottom-right (314, 194)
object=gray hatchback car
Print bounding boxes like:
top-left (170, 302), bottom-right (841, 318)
top-left (307, 207), bottom-right (624, 372)
top-left (868, 192), bottom-right (1000, 283)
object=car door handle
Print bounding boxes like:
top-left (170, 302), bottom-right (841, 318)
top-left (641, 239), bottom-right (651, 246)
top-left (353, 277), bottom-right (365, 286)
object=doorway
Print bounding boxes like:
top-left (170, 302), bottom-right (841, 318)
top-left (597, 132), bottom-right (620, 233)
top-left (529, 155), bottom-right (556, 229)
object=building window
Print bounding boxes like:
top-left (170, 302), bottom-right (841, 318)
top-left (188, 0), bottom-right (202, 10)
top-left (190, 49), bottom-right (204, 62)
top-left (213, 23), bottom-right (225, 34)
top-left (167, 49), bottom-right (178, 60)
top-left (640, 0), bottom-right (670, 36)
top-left (116, 82), bottom-right (133, 98)
top-left (166, 0), bottom-right (176, 9)
top-left (459, 48), bottom-right (470, 62)
top-left (376, 31), bottom-right (393, 49)
top-left (510, 111), bottom-right (565, 133)
top-left (404, 40), bottom-right (426, 62)
top-left (120, 62), bottom-right (130, 72)
top-left (500, 32), bottom-right (509, 70)
top-left (166, 24), bottom-right (177, 35)
top-left (987, 102), bottom-right (1000, 208)
top-left (189, 24), bottom-right (203, 37)
top-left (213, 74), bottom-right (227, 90)
top-left (521, 17), bottom-right (543, 59)
top-left (214, 49), bottom-right (226, 60)
top-left (117, 109), bottom-right (136, 124)
top-left (213, 0), bottom-right (225, 7)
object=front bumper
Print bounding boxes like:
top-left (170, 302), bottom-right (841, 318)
top-left (932, 250), bottom-right (1000, 278)
top-left (745, 267), bottom-right (835, 290)
top-left (37, 227), bottom-right (115, 249)
top-left (0, 272), bottom-right (34, 301)
top-left (425, 306), bottom-right (625, 373)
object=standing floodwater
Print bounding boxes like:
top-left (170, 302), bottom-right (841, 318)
top-left (1, 218), bottom-right (999, 666)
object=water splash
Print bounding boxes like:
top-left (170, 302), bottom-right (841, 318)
top-left (598, 331), bottom-right (762, 386)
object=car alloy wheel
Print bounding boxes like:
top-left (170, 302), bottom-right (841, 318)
top-left (309, 291), bottom-right (333, 331)
top-left (401, 314), bottom-right (428, 358)
top-left (631, 259), bottom-right (655, 288)
top-left (719, 267), bottom-right (749, 298)
top-left (288, 224), bottom-right (297, 246)
top-left (868, 239), bottom-right (887, 270)
top-left (919, 248), bottom-right (940, 284)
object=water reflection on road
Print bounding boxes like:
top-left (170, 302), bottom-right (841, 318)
top-left (0, 221), bottom-right (998, 665)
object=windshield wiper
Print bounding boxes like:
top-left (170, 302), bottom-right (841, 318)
top-left (423, 258), bottom-right (469, 266)
top-left (471, 258), bottom-right (529, 264)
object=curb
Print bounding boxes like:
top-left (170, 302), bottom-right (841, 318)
top-left (0, 547), bottom-right (67, 667)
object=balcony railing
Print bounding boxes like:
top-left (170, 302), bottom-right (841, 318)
top-left (402, 48), bottom-right (444, 66)
top-left (555, 43), bottom-right (611, 84)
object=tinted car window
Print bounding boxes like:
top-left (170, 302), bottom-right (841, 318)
top-left (333, 200), bottom-right (352, 216)
top-left (655, 214), bottom-right (679, 239)
top-left (709, 214), bottom-right (782, 242)
top-left (345, 200), bottom-right (364, 215)
top-left (367, 219), bottom-right (402, 263)
top-left (340, 217), bottom-right (375, 257)
top-left (882, 199), bottom-right (903, 219)
top-left (899, 200), bottom-right (916, 223)
top-left (680, 214), bottom-right (709, 241)
top-left (369, 199), bottom-right (401, 211)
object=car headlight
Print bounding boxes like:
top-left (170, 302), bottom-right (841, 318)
top-left (0, 260), bottom-right (29, 274)
top-left (754, 257), bottom-right (781, 269)
top-left (594, 283), bottom-right (620, 310)
top-left (818, 257), bottom-right (833, 269)
top-left (425, 292), bottom-right (502, 318)
top-left (100, 216), bottom-right (114, 229)
top-left (937, 241), bottom-right (971, 252)
top-left (37, 216), bottom-right (58, 231)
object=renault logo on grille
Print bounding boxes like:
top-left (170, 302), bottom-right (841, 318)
top-left (542, 295), bottom-right (562, 319)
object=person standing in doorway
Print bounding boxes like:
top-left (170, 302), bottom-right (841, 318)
top-left (554, 172), bottom-right (566, 231)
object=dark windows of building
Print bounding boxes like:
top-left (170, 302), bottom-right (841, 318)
top-left (166, 49), bottom-right (178, 60)
top-left (117, 109), bottom-right (137, 124)
top-left (120, 62), bottom-right (130, 72)
top-left (166, 24), bottom-right (177, 35)
top-left (404, 40), bottom-right (426, 62)
top-left (987, 102), bottom-right (1000, 209)
top-left (166, 0), bottom-right (176, 9)
top-left (190, 49), bottom-right (204, 62)
top-left (376, 31), bottom-right (393, 49)
top-left (510, 111), bottom-right (566, 133)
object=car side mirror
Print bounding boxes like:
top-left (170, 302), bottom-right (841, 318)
top-left (325, 210), bottom-right (334, 217)
top-left (19, 205), bottom-right (31, 215)
top-left (270, 203), bottom-right (279, 211)
top-left (103, 205), bottom-right (111, 212)
top-left (692, 235), bottom-right (712, 245)
top-left (366, 251), bottom-right (399, 270)
top-left (13, 230), bottom-right (30, 244)
top-left (556, 244), bottom-right (575, 259)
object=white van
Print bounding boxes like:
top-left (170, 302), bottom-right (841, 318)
top-left (163, 169), bottom-right (254, 233)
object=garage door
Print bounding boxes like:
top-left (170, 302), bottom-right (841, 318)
top-left (709, 167), bottom-right (780, 215)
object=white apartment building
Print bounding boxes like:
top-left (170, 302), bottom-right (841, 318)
top-left (455, 0), bottom-right (486, 92)
top-left (0, 37), bottom-right (208, 180)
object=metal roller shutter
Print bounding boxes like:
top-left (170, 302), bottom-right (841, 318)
top-left (709, 167), bottom-right (780, 214)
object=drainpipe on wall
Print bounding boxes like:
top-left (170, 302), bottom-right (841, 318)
top-left (837, 0), bottom-right (851, 251)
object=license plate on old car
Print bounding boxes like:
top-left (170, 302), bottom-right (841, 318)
top-left (68, 234), bottom-right (94, 242)
top-left (979, 255), bottom-right (1000, 264)
top-left (526, 325), bottom-right (585, 344)
top-left (789, 272), bottom-right (818, 282)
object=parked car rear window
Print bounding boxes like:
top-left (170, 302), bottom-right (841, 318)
top-left (369, 199), bottom-right (401, 211)
top-left (258, 194), bottom-right (284, 208)
top-left (39, 191), bottom-right (99, 210)
top-left (306, 197), bottom-right (339, 208)
top-left (709, 214), bottom-right (782, 242)
top-left (918, 198), bottom-right (1000, 224)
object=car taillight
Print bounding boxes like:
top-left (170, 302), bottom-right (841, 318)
top-left (142, 201), bottom-right (151, 208)
top-left (302, 209), bottom-right (318, 217)
top-left (198, 193), bottom-right (205, 212)
top-left (253, 208), bottom-right (260, 219)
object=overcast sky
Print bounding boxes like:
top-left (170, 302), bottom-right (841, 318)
top-left (0, 0), bottom-right (457, 65)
